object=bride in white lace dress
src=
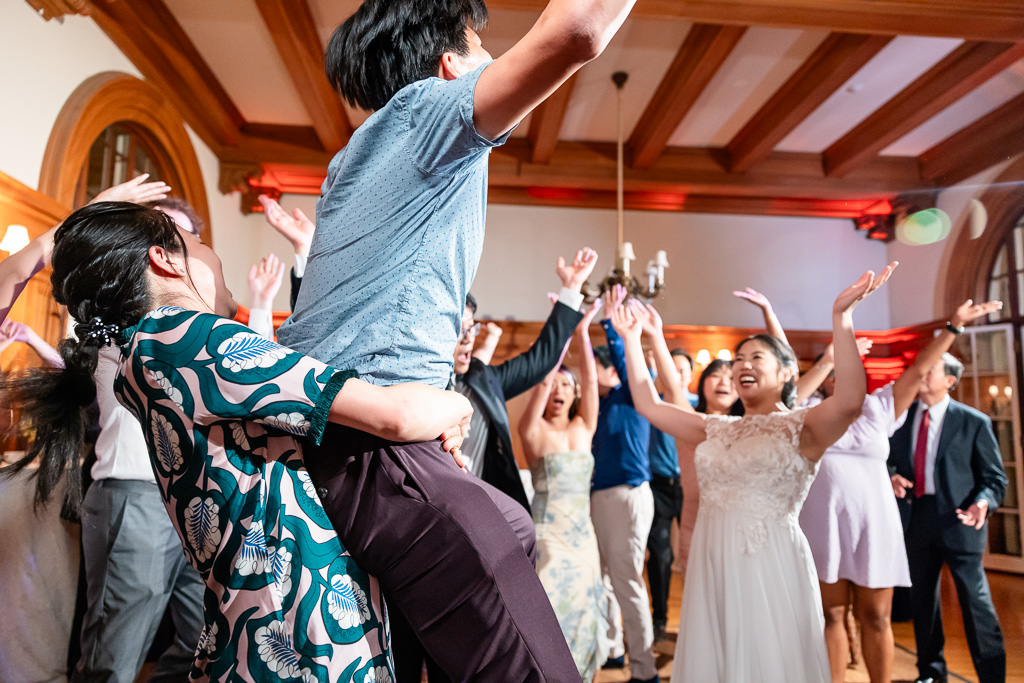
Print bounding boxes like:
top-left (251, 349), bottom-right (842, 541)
top-left (610, 264), bottom-right (897, 683)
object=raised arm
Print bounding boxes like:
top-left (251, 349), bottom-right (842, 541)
top-left (473, 0), bottom-right (638, 140)
top-left (795, 338), bottom-right (873, 405)
top-left (0, 320), bottom-right (63, 368)
top-left (0, 227), bottom-right (54, 324)
top-left (733, 287), bottom-right (789, 346)
top-left (631, 300), bottom-right (692, 408)
top-left (472, 322), bottom-right (503, 365)
top-left (611, 304), bottom-right (707, 447)
top-left (246, 253), bottom-right (286, 340)
top-left (517, 335), bottom-right (573, 453)
top-left (802, 263), bottom-right (898, 461)
top-left (576, 300), bottom-right (603, 433)
top-left (892, 299), bottom-right (1002, 418)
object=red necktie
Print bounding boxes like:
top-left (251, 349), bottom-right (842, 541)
top-left (913, 408), bottom-right (930, 498)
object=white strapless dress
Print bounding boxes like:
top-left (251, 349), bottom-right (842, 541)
top-left (672, 409), bottom-right (830, 683)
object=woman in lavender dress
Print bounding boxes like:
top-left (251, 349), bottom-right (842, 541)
top-left (799, 299), bottom-right (1001, 683)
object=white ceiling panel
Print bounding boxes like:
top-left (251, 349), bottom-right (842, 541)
top-left (880, 59), bottom-right (1024, 156)
top-left (560, 18), bottom-right (692, 142)
top-left (669, 27), bottom-right (829, 148)
top-left (776, 36), bottom-right (963, 153)
top-left (165, 0), bottom-right (312, 126)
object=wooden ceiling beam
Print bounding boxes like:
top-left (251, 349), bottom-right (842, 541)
top-left (629, 24), bottom-right (747, 170)
top-left (485, 1), bottom-right (1024, 42)
top-left (86, 0), bottom-right (245, 150)
top-left (727, 32), bottom-right (893, 172)
top-left (823, 41), bottom-right (1024, 178)
top-left (527, 75), bottom-right (578, 164)
top-left (919, 93), bottom-right (1024, 186)
top-left (253, 0), bottom-right (352, 152)
top-left (487, 186), bottom-right (874, 218)
top-left (228, 134), bottom-right (930, 208)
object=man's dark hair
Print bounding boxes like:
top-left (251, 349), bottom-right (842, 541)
top-left (465, 292), bottom-right (478, 315)
top-left (148, 196), bottom-right (203, 237)
top-left (670, 348), bottom-right (694, 370)
top-left (325, 0), bottom-right (489, 111)
top-left (593, 345), bottom-right (612, 370)
top-left (942, 352), bottom-right (965, 390)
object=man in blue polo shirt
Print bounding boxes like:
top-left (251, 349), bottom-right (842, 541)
top-left (590, 286), bottom-right (657, 683)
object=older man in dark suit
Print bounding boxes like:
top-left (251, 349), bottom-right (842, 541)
top-left (889, 351), bottom-right (1008, 683)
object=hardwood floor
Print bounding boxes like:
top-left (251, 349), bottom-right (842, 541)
top-left (597, 567), bottom-right (1024, 683)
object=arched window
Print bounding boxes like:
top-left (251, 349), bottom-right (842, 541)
top-left (75, 123), bottom-right (180, 206)
top-left (986, 215), bottom-right (1024, 325)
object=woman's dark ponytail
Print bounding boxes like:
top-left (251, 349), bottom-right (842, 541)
top-left (1, 202), bottom-right (185, 520)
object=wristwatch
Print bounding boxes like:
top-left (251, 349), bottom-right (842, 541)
top-left (946, 321), bottom-right (965, 335)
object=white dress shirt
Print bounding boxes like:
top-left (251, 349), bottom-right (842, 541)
top-left (91, 346), bottom-right (155, 482)
top-left (910, 394), bottom-right (951, 495)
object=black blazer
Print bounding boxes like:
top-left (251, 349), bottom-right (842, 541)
top-left (888, 398), bottom-right (1008, 553)
top-left (461, 301), bottom-right (584, 511)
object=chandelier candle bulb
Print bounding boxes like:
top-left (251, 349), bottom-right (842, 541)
top-left (696, 349), bottom-right (712, 365)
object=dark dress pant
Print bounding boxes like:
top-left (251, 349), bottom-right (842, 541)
top-left (647, 473), bottom-right (682, 628)
top-left (907, 496), bottom-right (1006, 683)
top-left (303, 425), bottom-right (581, 683)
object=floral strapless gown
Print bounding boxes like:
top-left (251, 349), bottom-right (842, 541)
top-left (530, 451), bottom-right (609, 680)
top-left (672, 410), bottom-right (830, 683)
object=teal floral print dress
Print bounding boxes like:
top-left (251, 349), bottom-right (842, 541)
top-left (113, 307), bottom-right (393, 683)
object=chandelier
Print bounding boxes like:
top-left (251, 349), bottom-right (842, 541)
top-left (583, 72), bottom-right (669, 303)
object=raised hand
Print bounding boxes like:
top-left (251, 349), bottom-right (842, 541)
top-left (610, 299), bottom-right (642, 342)
top-left (732, 287), bottom-right (774, 312)
top-left (603, 283), bottom-right (629, 320)
top-left (856, 337), bottom-right (873, 356)
top-left (556, 247), bottom-right (598, 291)
top-left (92, 173), bottom-right (171, 205)
top-left (951, 299), bottom-right (1002, 328)
top-left (833, 261), bottom-right (899, 315)
top-left (580, 298), bottom-right (603, 326)
top-left (630, 300), bottom-right (664, 336)
top-left (259, 195), bottom-right (316, 257)
top-left (247, 253), bottom-right (286, 310)
top-left (956, 501), bottom-right (989, 529)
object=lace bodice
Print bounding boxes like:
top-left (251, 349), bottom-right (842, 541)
top-left (695, 409), bottom-right (818, 554)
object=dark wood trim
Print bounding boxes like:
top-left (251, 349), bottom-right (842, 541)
top-left (253, 0), bottom-right (352, 152)
top-left (727, 33), bottom-right (893, 172)
top-left (824, 41), bottom-right (1024, 178)
top-left (484, 1), bottom-right (1024, 41)
top-left (920, 93), bottom-right (1024, 186)
top-left (86, 0), bottom-right (244, 151)
top-left (38, 71), bottom-right (212, 245)
top-left (942, 154), bottom-right (1024, 317)
top-left (486, 186), bottom-right (874, 217)
top-left (527, 75), bottom-right (578, 164)
top-left (629, 24), bottom-right (747, 169)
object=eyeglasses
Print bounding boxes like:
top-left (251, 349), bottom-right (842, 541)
top-left (460, 322), bottom-right (481, 342)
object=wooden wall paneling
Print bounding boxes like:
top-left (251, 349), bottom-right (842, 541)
top-left (253, 0), bottom-right (353, 152)
top-left (919, 93), bottom-right (1024, 186)
top-left (86, 0), bottom-right (245, 151)
top-left (824, 41), bottom-right (1024, 178)
top-left (0, 171), bottom-right (71, 373)
top-left (484, 1), bottom-right (1024, 42)
top-left (727, 32), bottom-right (894, 172)
top-left (629, 24), bottom-right (747, 170)
top-left (38, 72), bottom-right (212, 245)
top-left (527, 75), bottom-right (578, 164)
